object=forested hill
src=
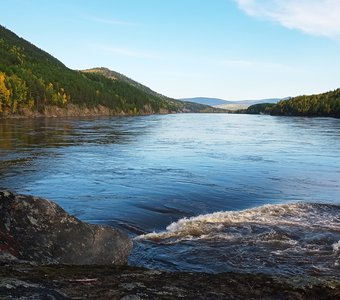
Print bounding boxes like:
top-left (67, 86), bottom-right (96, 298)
top-left (0, 25), bottom-right (211, 117)
top-left (245, 89), bottom-right (340, 118)
top-left (82, 67), bottom-right (166, 100)
top-left (81, 67), bottom-right (219, 113)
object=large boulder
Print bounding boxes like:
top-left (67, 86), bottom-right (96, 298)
top-left (0, 189), bottom-right (132, 265)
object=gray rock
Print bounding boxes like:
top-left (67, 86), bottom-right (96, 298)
top-left (0, 278), bottom-right (69, 299)
top-left (0, 190), bottom-right (132, 265)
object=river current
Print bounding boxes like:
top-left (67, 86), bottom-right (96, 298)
top-left (0, 114), bottom-right (339, 276)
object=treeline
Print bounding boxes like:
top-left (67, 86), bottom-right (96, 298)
top-left (245, 89), bottom-right (340, 118)
top-left (0, 25), bottom-right (210, 117)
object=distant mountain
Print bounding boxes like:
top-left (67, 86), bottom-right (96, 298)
top-left (0, 25), bottom-right (213, 117)
top-left (179, 97), bottom-right (233, 106)
top-left (234, 98), bottom-right (283, 105)
top-left (180, 97), bottom-right (282, 106)
top-left (180, 97), bottom-right (283, 111)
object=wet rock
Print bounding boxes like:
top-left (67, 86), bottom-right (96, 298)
top-left (0, 278), bottom-right (69, 300)
top-left (0, 189), bottom-right (132, 265)
top-left (0, 263), bottom-right (339, 299)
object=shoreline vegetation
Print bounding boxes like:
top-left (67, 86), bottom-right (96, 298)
top-left (241, 89), bottom-right (340, 118)
top-left (0, 103), bottom-right (170, 119)
top-left (1, 189), bottom-right (339, 299)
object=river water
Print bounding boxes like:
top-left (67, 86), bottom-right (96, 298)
top-left (0, 114), bottom-right (339, 276)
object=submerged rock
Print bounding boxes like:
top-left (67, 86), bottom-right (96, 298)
top-left (0, 189), bottom-right (132, 265)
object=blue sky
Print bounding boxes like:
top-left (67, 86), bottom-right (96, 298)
top-left (1, 0), bottom-right (340, 100)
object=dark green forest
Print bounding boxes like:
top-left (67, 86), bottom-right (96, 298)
top-left (245, 89), bottom-right (340, 118)
top-left (0, 25), bottom-right (212, 117)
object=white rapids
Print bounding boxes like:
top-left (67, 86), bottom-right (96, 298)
top-left (133, 203), bottom-right (340, 276)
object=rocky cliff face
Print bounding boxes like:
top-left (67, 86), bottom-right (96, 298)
top-left (0, 190), bottom-right (132, 265)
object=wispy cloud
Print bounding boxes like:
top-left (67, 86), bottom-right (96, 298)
top-left (235, 0), bottom-right (340, 39)
top-left (220, 59), bottom-right (302, 72)
top-left (85, 16), bottom-right (138, 27)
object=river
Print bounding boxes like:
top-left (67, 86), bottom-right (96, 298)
top-left (0, 114), bottom-right (339, 275)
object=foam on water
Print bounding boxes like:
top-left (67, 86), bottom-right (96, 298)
top-left (133, 203), bottom-right (340, 276)
top-left (137, 202), bottom-right (340, 242)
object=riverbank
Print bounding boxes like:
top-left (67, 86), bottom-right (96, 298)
top-left (1, 261), bottom-right (339, 299)
top-left (0, 104), bottom-right (174, 119)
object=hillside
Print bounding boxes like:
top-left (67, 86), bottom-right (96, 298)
top-left (83, 67), bottom-right (167, 100)
top-left (0, 25), bottom-right (211, 117)
top-left (82, 68), bottom-right (219, 114)
top-left (245, 89), bottom-right (340, 117)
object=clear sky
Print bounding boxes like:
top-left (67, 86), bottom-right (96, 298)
top-left (1, 0), bottom-right (340, 100)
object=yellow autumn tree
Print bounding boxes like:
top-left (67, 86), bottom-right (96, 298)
top-left (0, 72), bottom-right (11, 113)
top-left (8, 74), bottom-right (28, 113)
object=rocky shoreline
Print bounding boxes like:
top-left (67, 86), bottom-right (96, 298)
top-left (1, 261), bottom-right (339, 299)
top-left (1, 190), bottom-right (340, 299)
